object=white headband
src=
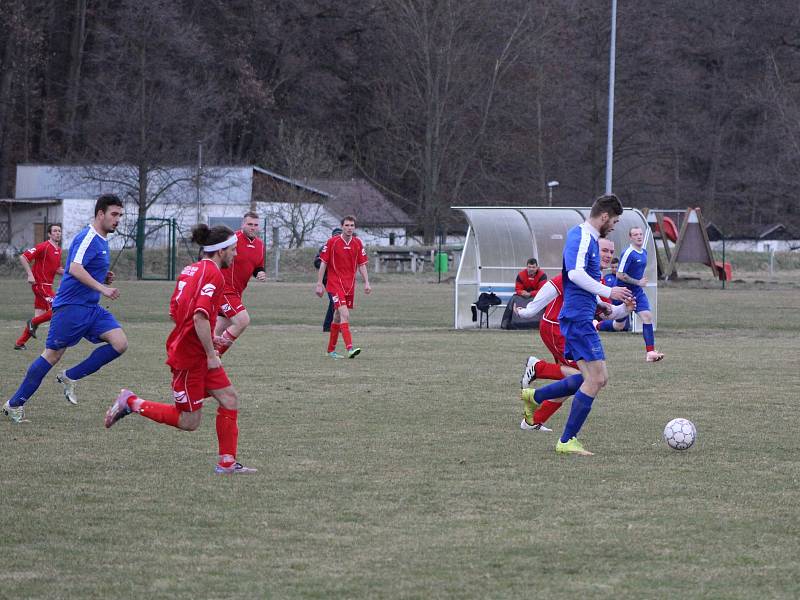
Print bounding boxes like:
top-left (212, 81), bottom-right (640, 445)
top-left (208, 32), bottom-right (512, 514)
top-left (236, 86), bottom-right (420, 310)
top-left (203, 235), bottom-right (237, 252)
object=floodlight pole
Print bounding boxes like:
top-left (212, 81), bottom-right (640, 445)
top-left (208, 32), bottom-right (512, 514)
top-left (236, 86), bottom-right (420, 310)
top-left (547, 180), bottom-right (559, 206)
top-left (605, 0), bottom-right (617, 195)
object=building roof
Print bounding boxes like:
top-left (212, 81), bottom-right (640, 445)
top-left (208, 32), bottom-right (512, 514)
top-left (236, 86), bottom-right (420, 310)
top-left (305, 178), bottom-right (413, 227)
top-left (707, 222), bottom-right (795, 240)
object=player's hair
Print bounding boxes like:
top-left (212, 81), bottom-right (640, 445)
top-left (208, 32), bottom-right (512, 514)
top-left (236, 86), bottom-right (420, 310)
top-left (191, 224), bottom-right (234, 252)
top-left (242, 211), bottom-right (259, 221)
top-left (341, 215), bottom-right (356, 226)
top-left (589, 194), bottom-right (623, 218)
top-left (47, 223), bottom-right (62, 234)
top-left (629, 226), bottom-right (643, 235)
top-left (527, 258), bottom-right (538, 266)
top-left (611, 257), bottom-right (619, 265)
top-left (94, 194), bottom-right (123, 216)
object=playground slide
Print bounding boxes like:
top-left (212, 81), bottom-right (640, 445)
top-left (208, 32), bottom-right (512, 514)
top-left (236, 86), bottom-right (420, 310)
top-left (653, 216), bottom-right (679, 243)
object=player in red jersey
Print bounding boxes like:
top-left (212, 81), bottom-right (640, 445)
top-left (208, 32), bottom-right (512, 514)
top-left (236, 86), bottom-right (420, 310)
top-left (514, 238), bottom-right (634, 430)
top-left (315, 215), bottom-right (371, 358)
top-left (213, 212), bottom-right (266, 356)
top-left (14, 224), bottom-right (64, 350)
top-left (104, 224), bottom-right (256, 474)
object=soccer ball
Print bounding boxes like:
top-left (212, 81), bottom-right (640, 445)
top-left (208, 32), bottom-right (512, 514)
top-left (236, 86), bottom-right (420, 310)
top-left (663, 418), bottom-right (696, 451)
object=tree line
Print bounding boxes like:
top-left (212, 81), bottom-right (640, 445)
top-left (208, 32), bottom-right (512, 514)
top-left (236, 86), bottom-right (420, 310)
top-left (2, 0), bottom-right (799, 241)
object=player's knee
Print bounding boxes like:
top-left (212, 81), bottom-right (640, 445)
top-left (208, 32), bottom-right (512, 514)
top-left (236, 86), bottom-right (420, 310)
top-left (234, 311), bottom-right (250, 329)
top-left (639, 311), bottom-right (652, 324)
top-left (112, 339), bottom-right (128, 354)
top-left (217, 389), bottom-right (239, 411)
top-left (178, 411), bottom-right (202, 431)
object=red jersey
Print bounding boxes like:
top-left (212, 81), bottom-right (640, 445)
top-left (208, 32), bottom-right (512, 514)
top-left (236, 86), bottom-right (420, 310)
top-left (166, 259), bottom-right (225, 369)
top-left (22, 240), bottom-right (62, 285)
top-left (220, 230), bottom-right (265, 296)
top-left (515, 268), bottom-right (548, 296)
top-left (319, 234), bottom-right (368, 294)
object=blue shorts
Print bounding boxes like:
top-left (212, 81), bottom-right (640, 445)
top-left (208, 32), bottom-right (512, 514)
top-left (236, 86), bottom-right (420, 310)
top-left (46, 304), bottom-right (122, 350)
top-left (628, 286), bottom-right (651, 313)
top-left (561, 319), bottom-right (606, 363)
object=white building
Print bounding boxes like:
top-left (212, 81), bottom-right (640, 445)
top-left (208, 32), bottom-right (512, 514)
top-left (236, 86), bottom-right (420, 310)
top-left (3, 164), bottom-right (413, 251)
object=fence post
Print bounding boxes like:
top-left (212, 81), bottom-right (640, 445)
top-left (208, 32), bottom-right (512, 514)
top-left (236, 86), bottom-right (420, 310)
top-left (272, 226), bottom-right (280, 280)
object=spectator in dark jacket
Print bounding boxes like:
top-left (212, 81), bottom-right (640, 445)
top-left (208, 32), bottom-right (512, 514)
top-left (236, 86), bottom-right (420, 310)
top-left (315, 227), bottom-right (342, 331)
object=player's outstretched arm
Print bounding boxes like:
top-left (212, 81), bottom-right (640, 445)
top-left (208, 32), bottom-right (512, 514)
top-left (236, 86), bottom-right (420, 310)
top-left (68, 262), bottom-right (119, 300)
top-left (515, 280), bottom-right (557, 318)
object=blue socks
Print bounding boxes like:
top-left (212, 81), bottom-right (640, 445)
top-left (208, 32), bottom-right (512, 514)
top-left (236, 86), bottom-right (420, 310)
top-left (533, 374), bottom-right (583, 404)
top-left (66, 344), bottom-right (122, 380)
top-left (9, 357), bottom-right (53, 407)
top-left (643, 323), bottom-right (655, 348)
top-left (561, 390), bottom-right (595, 443)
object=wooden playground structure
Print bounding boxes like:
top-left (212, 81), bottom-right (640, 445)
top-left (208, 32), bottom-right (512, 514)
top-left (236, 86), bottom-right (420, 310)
top-left (644, 207), bottom-right (731, 281)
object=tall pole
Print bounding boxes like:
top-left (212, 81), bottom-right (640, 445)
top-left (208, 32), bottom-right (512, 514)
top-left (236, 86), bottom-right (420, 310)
top-left (195, 141), bottom-right (203, 223)
top-left (605, 0), bottom-right (617, 195)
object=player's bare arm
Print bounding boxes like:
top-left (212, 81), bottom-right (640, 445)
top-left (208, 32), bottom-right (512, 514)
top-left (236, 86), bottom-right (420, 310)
top-left (68, 262), bottom-right (120, 300)
top-left (616, 271), bottom-right (646, 286)
top-left (19, 254), bottom-right (35, 283)
top-left (358, 263), bottom-right (371, 294)
top-left (315, 262), bottom-right (328, 297)
top-left (193, 311), bottom-right (221, 369)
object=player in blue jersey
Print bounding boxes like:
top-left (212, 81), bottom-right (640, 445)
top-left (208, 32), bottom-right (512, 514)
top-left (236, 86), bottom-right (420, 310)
top-left (616, 226), bottom-right (663, 361)
top-left (3, 195), bottom-right (127, 423)
top-left (596, 256), bottom-right (630, 332)
top-left (520, 194), bottom-right (633, 456)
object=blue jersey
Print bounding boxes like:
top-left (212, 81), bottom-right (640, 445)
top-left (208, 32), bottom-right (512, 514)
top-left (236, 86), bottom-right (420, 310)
top-left (618, 245), bottom-right (648, 288)
top-left (559, 223), bottom-right (602, 321)
top-left (53, 226), bottom-right (110, 308)
top-left (602, 273), bottom-right (616, 287)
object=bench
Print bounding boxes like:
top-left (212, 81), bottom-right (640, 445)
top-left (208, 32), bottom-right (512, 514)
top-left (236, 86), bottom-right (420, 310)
top-left (374, 249), bottom-right (426, 273)
top-left (472, 285), bottom-right (516, 328)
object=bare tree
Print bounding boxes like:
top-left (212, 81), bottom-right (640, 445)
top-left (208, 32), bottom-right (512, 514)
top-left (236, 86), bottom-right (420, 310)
top-left (362, 0), bottom-right (536, 242)
top-left (78, 0), bottom-right (220, 277)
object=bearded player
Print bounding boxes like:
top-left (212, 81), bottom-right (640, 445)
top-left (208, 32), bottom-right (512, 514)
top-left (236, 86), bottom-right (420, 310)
top-left (213, 212), bottom-right (266, 356)
top-left (518, 195), bottom-right (634, 455)
top-left (515, 237), bottom-right (634, 431)
top-left (14, 223), bottom-right (64, 350)
top-left (104, 224), bottom-right (256, 474)
top-left (314, 215), bottom-right (371, 359)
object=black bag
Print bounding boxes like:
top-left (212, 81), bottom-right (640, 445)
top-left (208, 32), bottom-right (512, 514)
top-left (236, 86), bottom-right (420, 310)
top-left (475, 291), bottom-right (501, 312)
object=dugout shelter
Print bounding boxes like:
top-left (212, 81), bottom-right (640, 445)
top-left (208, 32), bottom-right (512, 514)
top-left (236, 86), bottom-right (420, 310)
top-left (452, 207), bottom-right (657, 331)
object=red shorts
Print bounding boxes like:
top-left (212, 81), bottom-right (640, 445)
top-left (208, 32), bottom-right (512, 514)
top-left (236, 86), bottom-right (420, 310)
top-left (170, 364), bottom-right (232, 412)
top-left (32, 284), bottom-right (55, 311)
top-left (219, 292), bottom-right (246, 318)
top-left (327, 284), bottom-right (354, 309)
top-left (539, 320), bottom-right (578, 369)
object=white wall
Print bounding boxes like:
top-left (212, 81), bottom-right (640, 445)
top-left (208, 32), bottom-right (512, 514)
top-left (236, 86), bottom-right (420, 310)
top-left (710, 239), bottom-right (800, 252)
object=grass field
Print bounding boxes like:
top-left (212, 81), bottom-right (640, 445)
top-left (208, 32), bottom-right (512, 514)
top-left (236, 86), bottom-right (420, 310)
top-left (1, 276), bottom-right (799, 599)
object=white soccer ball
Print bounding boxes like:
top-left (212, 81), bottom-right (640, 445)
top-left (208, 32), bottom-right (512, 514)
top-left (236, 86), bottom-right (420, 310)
top-left (663, 418), bottom-right (696, 451)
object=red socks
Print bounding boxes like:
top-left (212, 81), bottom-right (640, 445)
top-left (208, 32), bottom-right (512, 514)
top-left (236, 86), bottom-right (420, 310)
top-left (214, 329), bottom-right (238, 356)
top-left (340, 323), bottom-right (353, 350)
top-left (137, 400), bottom-right (181, 427)
top-left (534, 361), bottom-right (566, 381)
top-left (327, 323), bottom-right (341, 352)
top-left (32, 310), bottom-right (53, 326)
top-left (216, 407), bottom-right (239, 463)
top-left (533, 400), bottom-right (563, 425)
top-left (15, 329), bottom-right (31, 347)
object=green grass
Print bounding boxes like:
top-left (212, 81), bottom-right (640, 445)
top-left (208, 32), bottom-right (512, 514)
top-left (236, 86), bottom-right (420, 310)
top-left (1, 277), bottom-right (799, 599)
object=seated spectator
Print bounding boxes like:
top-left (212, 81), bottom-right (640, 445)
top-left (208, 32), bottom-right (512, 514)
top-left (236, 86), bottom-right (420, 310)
top-left (515, 258), bottom-right (548, 298)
